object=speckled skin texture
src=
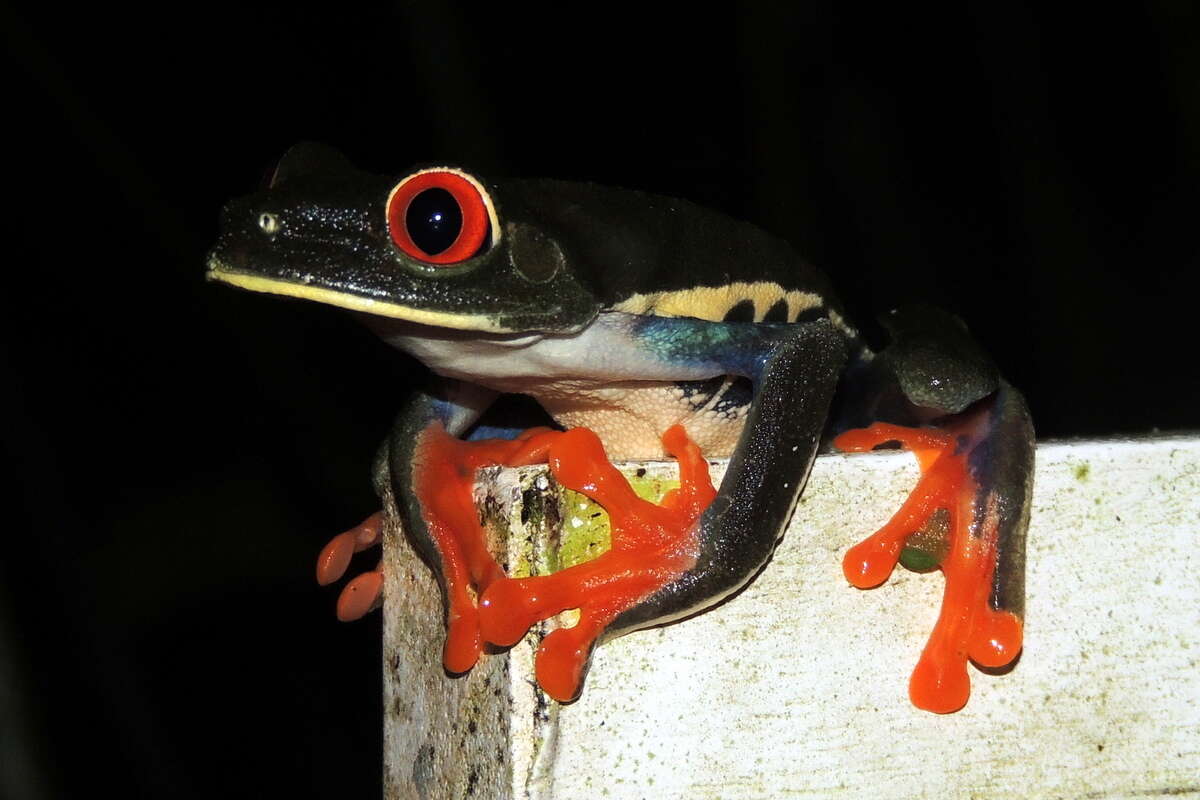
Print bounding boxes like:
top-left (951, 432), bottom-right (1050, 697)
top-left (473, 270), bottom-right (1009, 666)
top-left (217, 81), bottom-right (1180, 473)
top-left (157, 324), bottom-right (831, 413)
top-left (530, 381), bottom-right (749, 461)
top-left (607, 319), bottom-right (847, 637)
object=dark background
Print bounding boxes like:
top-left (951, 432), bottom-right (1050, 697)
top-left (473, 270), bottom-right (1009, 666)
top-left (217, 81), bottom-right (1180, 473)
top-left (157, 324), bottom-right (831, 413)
top-left (5, 3), bottom-right (1198, 797)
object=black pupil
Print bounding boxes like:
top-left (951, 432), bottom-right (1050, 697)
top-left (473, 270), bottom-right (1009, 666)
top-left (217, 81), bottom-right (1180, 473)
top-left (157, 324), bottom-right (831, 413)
top-left (406, 188), bottom-right (463, 256)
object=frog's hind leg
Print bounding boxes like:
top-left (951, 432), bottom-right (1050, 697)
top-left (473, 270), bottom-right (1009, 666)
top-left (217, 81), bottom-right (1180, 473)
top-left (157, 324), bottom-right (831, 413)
top-left (833, 306), bottom-right (1034, 713)
top-left (597, 316), bottom-right (850, 638)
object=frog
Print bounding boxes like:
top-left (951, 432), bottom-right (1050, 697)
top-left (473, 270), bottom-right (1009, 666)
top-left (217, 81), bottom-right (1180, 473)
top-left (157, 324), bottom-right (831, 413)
top-left (206, 142), bottom-right (1034, 713)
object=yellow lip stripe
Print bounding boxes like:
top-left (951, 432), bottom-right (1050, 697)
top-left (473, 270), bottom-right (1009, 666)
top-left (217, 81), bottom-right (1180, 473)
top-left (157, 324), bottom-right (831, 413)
top-left (206, 267), bottom-right (508, 332)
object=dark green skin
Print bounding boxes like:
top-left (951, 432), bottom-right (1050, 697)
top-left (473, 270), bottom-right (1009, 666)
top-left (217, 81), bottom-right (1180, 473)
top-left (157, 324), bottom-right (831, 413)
top-left (209, 144), bottom-right (842, 332)
top-left (207, 143), bottom-right (1034, 697)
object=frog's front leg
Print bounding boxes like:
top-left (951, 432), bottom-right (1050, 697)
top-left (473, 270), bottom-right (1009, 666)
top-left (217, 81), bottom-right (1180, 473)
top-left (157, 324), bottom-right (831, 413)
top-left (476, 317), bottom-right (849, 700)
top-left (833, 306), bottom-right (1034, 713)
top-left (316, 379), bottom-right (497, 626)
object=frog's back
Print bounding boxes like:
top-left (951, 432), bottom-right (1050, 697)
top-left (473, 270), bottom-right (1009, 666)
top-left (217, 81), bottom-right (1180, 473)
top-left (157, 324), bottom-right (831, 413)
top-left (504, 179), bottom-right (854, 334)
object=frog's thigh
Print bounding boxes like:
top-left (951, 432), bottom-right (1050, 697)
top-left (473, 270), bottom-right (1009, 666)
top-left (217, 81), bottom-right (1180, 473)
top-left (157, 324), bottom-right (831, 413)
top-left (603, 318), bottom-right (849, 639)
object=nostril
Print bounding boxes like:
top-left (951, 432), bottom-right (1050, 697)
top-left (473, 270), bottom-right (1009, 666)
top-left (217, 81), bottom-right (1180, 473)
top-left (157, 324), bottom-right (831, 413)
top-left (258, 212), bottom-right (280, 235)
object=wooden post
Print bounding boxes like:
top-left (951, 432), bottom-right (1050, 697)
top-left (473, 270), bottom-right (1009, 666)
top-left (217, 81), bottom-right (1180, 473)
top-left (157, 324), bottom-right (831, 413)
top-left (385, 438), bottom-right (1200, 799)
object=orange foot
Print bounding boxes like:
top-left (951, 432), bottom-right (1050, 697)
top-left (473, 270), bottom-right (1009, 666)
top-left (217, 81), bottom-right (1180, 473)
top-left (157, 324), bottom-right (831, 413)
top-left (835, 420), bottom-right (1023, 714)
top-left (316, 512), bottom-right (385, 621)
top-left (414, 423), bottom-right (716, 701)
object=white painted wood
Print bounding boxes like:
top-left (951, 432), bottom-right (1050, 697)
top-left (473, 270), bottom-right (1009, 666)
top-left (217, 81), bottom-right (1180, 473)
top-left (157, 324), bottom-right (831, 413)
top-left (385, 438), bottom-right (1200, 799)
top-left (380, 473), bottom-right (512, 800)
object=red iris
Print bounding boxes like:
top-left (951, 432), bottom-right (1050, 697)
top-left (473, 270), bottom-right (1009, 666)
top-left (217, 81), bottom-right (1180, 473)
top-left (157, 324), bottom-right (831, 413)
top-left (387, 170), bottom-right (490, 264)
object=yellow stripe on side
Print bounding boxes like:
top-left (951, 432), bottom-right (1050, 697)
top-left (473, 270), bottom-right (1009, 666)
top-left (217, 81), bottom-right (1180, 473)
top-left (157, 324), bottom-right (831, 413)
top-left (611, 282), bottom-right (819, 322)
top-left (206, 268), bottom-right (507, 332)
top-left (612, 282), bottom-right (858, 336)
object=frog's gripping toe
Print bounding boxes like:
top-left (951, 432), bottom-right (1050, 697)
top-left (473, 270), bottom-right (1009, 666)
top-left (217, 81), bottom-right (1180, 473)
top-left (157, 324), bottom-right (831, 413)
top-left (415, 422), bottom-right (716, 702)
top-left (836, 383), bottom-right (1033, 713)
top-left (317, 512), bottom-right (385, 621)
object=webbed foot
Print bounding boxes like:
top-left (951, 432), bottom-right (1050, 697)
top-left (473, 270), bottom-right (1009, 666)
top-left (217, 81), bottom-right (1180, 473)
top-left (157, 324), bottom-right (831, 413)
top-left (317, 512), bottom-right (385, 621)
top-left (836, 385), bottom-right (1031, 713)
top-left (478, 425), bottom-right (716, 701)
top-left (412, 422), bottom-right (715, 700)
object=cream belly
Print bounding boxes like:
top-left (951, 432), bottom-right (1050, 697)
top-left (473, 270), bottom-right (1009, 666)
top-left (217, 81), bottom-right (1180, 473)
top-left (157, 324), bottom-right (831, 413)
top-left (376, 311), bottom-right (769, 459)
top-left (525, 379), bottom-right (750, 461)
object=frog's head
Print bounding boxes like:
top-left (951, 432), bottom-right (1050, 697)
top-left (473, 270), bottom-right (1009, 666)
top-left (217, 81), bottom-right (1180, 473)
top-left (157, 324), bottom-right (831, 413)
top-left (206, 143), bottom-right (602, 334)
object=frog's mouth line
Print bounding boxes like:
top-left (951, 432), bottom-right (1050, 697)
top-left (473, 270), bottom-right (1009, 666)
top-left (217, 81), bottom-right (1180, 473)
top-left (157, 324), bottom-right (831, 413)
top-left (205, 258), bottom-right (513, 333)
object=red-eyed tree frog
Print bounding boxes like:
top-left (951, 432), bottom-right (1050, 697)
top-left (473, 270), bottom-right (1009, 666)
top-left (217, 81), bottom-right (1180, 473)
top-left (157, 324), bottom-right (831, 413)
top-left (207, 143), bottom-right (1033, 713)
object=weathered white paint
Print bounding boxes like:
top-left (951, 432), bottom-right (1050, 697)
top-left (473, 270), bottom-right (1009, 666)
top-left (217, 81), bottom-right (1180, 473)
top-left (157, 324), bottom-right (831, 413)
top-left (385, 437), bottom-right (1200, 799)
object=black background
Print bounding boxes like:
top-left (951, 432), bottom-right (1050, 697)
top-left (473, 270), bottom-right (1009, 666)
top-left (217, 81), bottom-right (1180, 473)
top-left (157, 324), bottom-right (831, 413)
top-left (5, 3), bottom-right (1198, 797)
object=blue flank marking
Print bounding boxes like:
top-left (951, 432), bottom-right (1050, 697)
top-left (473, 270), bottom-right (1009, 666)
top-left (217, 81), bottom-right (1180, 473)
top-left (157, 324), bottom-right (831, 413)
top-left (428, 397), bottom-right (462, 425)
top-left (427, 395), bottom-right (493, 435)
top-left (632, 315), bottom-right (772, 380)
top-left (467, 424), bottom-right (527, 442)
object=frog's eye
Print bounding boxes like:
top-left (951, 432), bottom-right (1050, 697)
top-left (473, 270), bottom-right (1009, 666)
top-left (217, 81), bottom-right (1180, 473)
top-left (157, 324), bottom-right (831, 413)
top-left (387, 170), bottom-right (492, 265)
